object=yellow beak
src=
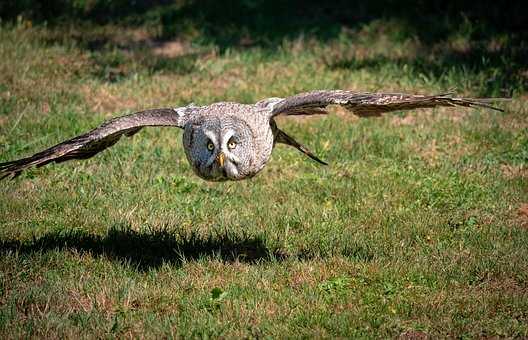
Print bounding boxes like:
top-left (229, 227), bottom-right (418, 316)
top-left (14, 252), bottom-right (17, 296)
top-left (216, 152), bottom-right (225, 167)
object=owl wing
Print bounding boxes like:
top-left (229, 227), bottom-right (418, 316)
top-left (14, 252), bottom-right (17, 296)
top-left (270, 90), bottom-right (506, 118)
top-left (266, 90), bottom-right (506, 165)
top-left (0, 107), bottom-right (192, 180)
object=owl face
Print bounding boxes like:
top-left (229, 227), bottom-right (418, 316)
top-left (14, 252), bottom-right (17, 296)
top-left (183, 116), bottom-right (255, 181)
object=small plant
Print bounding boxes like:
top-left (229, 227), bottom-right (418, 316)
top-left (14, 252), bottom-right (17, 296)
top-left (318, 276), bottom-right (351, 293)
top-left (203, 287), bottom-right (228, 312)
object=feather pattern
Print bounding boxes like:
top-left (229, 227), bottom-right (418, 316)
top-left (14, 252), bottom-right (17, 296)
top-left (0, 108), bottom-right (189, 179)
top-left (271, 90), bottom-right (506, 118)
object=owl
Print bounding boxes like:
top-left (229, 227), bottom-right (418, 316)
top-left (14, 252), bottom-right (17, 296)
top-left (0, 90), bottom-right (504, 181)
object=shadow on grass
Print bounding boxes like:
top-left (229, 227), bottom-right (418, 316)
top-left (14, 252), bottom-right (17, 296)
top-left (0, 225), bottom-right (289, 270)
top-left (38, 29), bottom-right (204, 82)
top-left (0, 224), bottom-right (376, 270)
top-left (327, 45), bottom-right (528, 96)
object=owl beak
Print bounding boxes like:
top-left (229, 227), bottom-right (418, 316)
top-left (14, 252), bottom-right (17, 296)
top-left (216, 152), bottom-right (225, 167)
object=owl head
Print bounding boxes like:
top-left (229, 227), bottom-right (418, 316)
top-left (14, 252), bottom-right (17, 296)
top-left (182, 116), bottom-right (255, 181)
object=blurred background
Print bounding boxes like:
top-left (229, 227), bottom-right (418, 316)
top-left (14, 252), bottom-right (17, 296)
top-left (1, 0), bottom-right (526, 96)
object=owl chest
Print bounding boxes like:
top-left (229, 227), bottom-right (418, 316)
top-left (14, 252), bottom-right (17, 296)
top-left (254, 125), bottom-right (274, 170)
top-left (244, 117), bottom-right (274, 175)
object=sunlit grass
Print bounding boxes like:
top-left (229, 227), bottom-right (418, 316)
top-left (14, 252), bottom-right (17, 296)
top-left (0, 16), bottom-right (527, 338)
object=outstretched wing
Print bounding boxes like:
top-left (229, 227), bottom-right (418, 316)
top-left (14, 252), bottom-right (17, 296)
top-left (270, 90), bottom-right (506, 118)
top-left (267, 90), bottom-right (507, 165)
top-left (0, 107), bottom-right (192, 180)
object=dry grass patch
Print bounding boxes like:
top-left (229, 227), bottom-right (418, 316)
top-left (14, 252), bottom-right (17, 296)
top-left (517, 204), bottom-right (528, 229)
top-left (81, 84), bottom-right (139, 114)
top-left (502, 165), bottom-right (528, 180)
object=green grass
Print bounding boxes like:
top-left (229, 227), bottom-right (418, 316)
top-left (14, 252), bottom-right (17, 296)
top-left (1, 6), bottom-right (528, 338)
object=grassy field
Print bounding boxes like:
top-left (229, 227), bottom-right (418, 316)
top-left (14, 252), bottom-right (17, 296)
top-left (1, 2), bottom-right (528, 338)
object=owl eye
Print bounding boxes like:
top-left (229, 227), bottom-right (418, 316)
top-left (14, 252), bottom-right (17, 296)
top-left (227, 138), bottom-right (237, 150)
top-left (207, 141), bottom-right (214, 151)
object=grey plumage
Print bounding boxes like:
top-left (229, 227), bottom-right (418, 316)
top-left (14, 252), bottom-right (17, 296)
top-left (0, 90), bottom-right (506, 181)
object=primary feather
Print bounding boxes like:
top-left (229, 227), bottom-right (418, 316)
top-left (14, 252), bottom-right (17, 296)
top-left (271, 90), bottom-right (505, 117)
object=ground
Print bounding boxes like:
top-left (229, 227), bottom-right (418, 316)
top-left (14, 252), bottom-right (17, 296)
top-left (1, 2), bottom-right (527, 338)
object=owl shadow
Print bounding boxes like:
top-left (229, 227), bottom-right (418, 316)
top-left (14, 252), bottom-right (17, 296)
top-left (0, 224), bottom-right (289, 271)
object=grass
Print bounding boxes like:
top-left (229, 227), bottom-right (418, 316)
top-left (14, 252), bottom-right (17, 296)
top-left (1, 3), bottom-right (528, 338)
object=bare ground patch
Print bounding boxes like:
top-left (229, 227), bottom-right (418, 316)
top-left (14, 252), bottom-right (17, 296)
top-left (517, 203), bottom-right (528, 229)
top-left (501, 164), bottom-right (528, 180)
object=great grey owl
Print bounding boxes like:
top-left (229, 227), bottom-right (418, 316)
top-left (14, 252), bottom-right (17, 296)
top-left (0, 90), bottom-right (504, 181)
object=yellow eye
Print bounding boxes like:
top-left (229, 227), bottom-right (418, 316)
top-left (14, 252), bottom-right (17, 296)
top-left (207, 141), bottom-right (214, 151)
top-left (228, 140), bottom-right (237, 149)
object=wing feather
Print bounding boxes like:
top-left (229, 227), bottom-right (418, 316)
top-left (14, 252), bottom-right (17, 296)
top-left (0, 107), bottom-right (191, 180)
top-left (271, 90), bottom-right (508, 118)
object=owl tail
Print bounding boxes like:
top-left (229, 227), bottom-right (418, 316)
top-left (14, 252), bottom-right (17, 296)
top-left (275, 129), bottom-right (328, 165)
